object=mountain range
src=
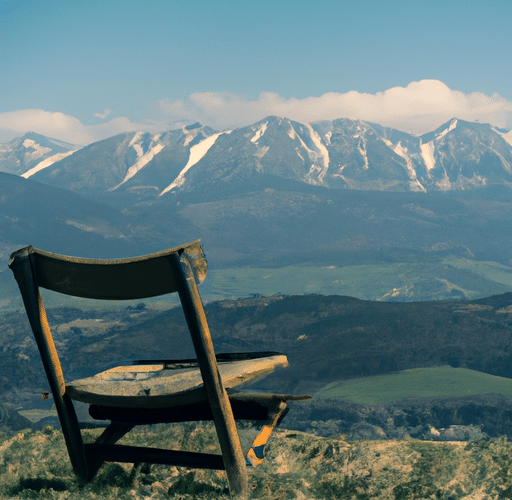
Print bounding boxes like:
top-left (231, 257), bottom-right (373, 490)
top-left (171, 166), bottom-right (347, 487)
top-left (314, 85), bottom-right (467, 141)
top-left (2, 117), bottom-right (512, 303)
top-left (3, 117), bottom-right (512, 203)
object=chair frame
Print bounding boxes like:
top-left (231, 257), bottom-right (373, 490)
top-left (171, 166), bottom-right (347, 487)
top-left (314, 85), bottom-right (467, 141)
top-left (9, 241), bottom-right (270, 498)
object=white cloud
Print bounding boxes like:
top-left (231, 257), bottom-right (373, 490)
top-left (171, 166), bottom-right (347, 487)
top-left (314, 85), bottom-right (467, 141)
top-left (2, 81), bottom-right (512, 145)
top-left (94, 108), bottom-right (112, 120)
top-left (159, 80), bottom-right (512, 134)
top-left (0, 109), bottom-right (165, 145)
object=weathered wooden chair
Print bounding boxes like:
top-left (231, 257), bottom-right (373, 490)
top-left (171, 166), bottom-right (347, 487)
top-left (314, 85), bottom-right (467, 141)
top-left (9, 241), bottom-right (309, 499)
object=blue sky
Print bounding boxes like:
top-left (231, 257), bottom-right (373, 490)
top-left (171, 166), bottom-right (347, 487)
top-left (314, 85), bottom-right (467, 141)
top-left (1, 0), bottom-right (512, 144)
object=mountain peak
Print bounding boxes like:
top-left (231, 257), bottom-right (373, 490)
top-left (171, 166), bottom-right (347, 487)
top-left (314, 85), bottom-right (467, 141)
top-left (258, 115), bottom-right (288, 126)
top-left (0, 132), bottom-right (79, 176)
top-left (184, 122), bottom-right (202, 131)
top-left (16, 132), bottom-right (77, 150)
top-left (420, 117), bottom-right (499, 144)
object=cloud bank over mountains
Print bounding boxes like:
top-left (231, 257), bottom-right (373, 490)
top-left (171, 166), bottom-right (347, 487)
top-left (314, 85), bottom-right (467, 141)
top-left (2, 80), bottom-right (512, 145)
top-left (0, 110), bottom-right (159, 146)
top-left (160, 80), bottom-right (512, 134)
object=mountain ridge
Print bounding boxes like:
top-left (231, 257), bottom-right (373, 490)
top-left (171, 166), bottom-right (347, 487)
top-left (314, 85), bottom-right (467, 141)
top-left (3, 117), bottom-right (512, 201)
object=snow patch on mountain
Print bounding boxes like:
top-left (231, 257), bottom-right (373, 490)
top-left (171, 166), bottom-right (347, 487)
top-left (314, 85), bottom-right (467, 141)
top-left (420, 141), bottom-right (436, 173)
top-left (250, 122), bottom-right (268, 143)
top-left (22, 150), bottom-right (77, 178)
top-left (118, 144), bottom-right (164, 188)
top-left (306, 124), bottom-right (330, 171)
top-left (393, 142), bottom-right (426, 192)
top-left (182, 128), bottom-right (205, 147)
top-left (332, 164), bottom-right (357, 188)
top-left (303, 123), bottom-right (330, 184)
top-left (392, 143), bottom-right (409, 166)
top-left (497, 129), bottom-right (512, 147)
top-left (160, 131), bottom-right (229, 195)
top-left (183, 134), bottom-right (193, 147)
top-left (436, 119), bottom-right (458, 141)
top-left (287, 123), bottom-right (324, 182)
top-left (467, 173), bottom-right (487, 187)
top-left (128, 131), bottom-right (161, 159)
top-left (22, 139), bottom-right (51, 162)
top-left (436, 171), bottom-right (451, 190)
top-left (128, 131), bottom-right (145, 149)
top-left (357, 136), bottom-right (369, 170)
top-left (111, 133), bottom-right (165, 190)
top-left (287, 124), bottom-right (296, 140)
top-left (253, 145), bottom-right (269, 159)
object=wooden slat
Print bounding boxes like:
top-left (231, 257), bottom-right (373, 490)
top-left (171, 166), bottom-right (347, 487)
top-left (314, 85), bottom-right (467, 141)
top-left (89, 391), bottom-right (292, 423)
top-left (67, 355), bottom-right (289, 408)
top-left (85, 443), bottom-right (225, 470)
top-left (12, 240), bottom-right (207, 300)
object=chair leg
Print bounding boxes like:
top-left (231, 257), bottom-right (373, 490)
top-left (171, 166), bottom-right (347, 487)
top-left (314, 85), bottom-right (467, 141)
top-left (212, 410), bottom-right (248, 500)
top-left (95, 421), bottom-right (136, 445)
top-left (245, 402), bottom-right (288, 467)
top-left (55, 395), bottom-right (90, 481)
top-left (82, 421), bottom-right (138, 480)
top-left (171, 252), bottom-right (249, 499)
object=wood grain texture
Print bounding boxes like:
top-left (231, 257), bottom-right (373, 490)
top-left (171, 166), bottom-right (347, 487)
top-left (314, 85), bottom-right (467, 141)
top-left (67, 355), bottom-right (288, 408)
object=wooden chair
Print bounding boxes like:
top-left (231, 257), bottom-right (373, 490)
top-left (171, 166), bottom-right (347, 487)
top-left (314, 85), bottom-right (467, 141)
top-left (9, 241), bottom-right (309, 499)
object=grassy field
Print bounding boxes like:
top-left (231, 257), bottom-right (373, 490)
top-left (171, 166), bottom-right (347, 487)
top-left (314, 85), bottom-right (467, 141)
top-left (202, 257), bottom-right (512, 302)
top-left (315, 366), bottom-right (512, 405)
top-left (2, 424), bottom-right (512, 499)
top-left (444, 256), bottom-right (512, 287)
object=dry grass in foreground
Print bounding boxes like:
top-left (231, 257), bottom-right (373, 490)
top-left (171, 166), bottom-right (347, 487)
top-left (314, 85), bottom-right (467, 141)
top-left (1, 423), bottom-right (512, 499)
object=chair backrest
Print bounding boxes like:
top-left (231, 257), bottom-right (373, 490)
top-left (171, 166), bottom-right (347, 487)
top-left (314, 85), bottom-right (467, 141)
top-left (7, 239), bottom-right (209, 416)
top-left (9, 240), bottom-right (207, 300)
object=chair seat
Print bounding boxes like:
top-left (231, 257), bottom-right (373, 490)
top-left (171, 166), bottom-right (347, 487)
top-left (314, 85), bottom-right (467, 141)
top-left (88, 391), bottom-right (306, 424)
top-left (67, 354), bottom-right (288, 408)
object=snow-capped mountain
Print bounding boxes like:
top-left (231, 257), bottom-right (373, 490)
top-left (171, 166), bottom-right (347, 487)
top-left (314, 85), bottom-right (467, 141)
top-left (164, 116), bottom-right (331, 196)
top-left (311, 118), bottom-right (427, 191)
top-left (3, 117), bottom-right (512, 201)
top-left (309, 117), bottom-right (512, 192)
top-left (417, 119), bottom-right (512, 190)
top-left (0, 132), bottom-right (79, 176)
top-left (22, 124), bottom-right (216, 198)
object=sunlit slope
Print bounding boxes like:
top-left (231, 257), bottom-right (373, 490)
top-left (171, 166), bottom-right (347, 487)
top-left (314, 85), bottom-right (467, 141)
top-left (316, 366), bottom-right (512, 405)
